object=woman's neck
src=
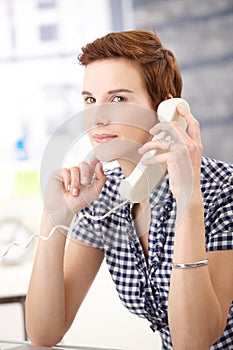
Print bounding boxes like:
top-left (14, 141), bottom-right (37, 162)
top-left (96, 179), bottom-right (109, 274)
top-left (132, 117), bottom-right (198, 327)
top-left (118, 154), bottom-right (142, 177)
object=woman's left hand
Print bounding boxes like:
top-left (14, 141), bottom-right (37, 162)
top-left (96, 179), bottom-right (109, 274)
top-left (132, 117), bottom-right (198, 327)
top-left (138, 104), bottom-right (203, 203)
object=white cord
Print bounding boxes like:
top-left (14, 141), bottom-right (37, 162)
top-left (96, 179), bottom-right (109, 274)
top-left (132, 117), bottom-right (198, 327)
top-left (0, 225), bottom-right (70, 258)
top-left (0, 200), bottom-right (129, 258)
top-left (84, 199), bottom-right (129, 220)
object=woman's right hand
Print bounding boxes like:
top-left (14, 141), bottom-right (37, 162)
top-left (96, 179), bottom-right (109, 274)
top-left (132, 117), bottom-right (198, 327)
top-left (43, 157), bottom-right (106, 227)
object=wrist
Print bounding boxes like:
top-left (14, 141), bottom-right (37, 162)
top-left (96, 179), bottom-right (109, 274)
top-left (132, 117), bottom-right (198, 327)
top-left (177, 185), bottom-right (203, 210)
top-left (188, 189), bottom-right (204, 212)
top-left (42, 208), bottom-right (74, 230)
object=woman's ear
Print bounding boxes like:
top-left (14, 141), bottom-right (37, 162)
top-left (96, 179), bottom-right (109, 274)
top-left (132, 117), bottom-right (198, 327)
top-left (164, 93), bottom-right (173, 100)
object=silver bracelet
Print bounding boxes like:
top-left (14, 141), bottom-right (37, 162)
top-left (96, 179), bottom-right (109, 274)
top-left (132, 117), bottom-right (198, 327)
top-left (172, 259), bottom-right (209, 269)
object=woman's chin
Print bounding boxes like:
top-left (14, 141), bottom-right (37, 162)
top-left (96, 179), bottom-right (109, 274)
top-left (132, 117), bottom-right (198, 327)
top-left (93, 138), bottom-right (142, 163)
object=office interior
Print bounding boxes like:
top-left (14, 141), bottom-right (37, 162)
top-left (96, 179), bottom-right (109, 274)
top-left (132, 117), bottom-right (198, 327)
top-left (0, 0), bottom-right (232, 349)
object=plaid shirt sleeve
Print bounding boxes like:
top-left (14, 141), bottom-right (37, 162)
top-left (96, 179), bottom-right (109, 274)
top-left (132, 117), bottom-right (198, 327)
top-left (69, 205), bottom-right (104, 249)
top-left (201, 157), bottom-right (233, 252)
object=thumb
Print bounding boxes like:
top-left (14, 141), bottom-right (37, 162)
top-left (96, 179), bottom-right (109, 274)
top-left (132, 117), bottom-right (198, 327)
top-left (94, 162), bottom-right (106, 191)
top-left (88, 154), bottom-right (100, 173)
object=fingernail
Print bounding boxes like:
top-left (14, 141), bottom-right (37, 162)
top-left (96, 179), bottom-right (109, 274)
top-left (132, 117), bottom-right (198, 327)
top-left (67, 184), bottom-right (71, 191)
top-left (81, 177), bottom-right (88, 185)
top-left (95, 162), bottom-right (101, 170)
top-left (95, 162), bottom-right (103, 174)
top-left (72, 188), bottom-right (78, 196)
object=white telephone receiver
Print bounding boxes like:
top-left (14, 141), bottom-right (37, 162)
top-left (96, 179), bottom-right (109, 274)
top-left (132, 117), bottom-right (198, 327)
top-left (118, 98), bottom-right (190, 203)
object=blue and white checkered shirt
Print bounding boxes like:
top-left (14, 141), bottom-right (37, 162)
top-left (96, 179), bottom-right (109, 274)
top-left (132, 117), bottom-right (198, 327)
top-left (71, 156), bottom-right (233, 349)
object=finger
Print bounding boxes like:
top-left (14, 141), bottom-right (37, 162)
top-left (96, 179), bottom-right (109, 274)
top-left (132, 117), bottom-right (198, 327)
top-left (93, 162), bottom-right (106, 192)
top-left (177, 104), bottom-right (202, 144)
top-left (79, 153), bottom-right (101, 185)
top-left (142, 151), bottom-right (170, 166)
top-left (150, 121), bottom-right (182, 137)
top-left (79, 163), bottom-right (106, 205)
top-left (138, 138), bottom-right (170, 155)
top-left (61, 168), bottom-right (71, 191)
top-left (79, 161), bottom-right (92, 185)
top-left (94, 162), bottom-right (106, 182)
top-left (78, 153), bottom-right (100, 184)
top-left (88, 154), bottom-right (100, 172)
top-left (69, 166), bottom-right (81, 196)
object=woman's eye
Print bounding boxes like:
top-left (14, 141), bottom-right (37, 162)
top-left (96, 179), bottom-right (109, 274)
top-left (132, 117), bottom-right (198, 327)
top-left (85, 97), bottom-right (95, 104)
top-left (112, 95), bottom-right (127, 103)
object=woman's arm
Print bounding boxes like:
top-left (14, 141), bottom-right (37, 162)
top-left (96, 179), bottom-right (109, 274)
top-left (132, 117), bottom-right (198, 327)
top-left (26, 215), bottom-right (104, 346)
top-left (168, 193), bottom-right (233, 349)
top-left (167, 106), bottom-right (233, 349)
top-left (140, 104), bottom-right (233, 349)
top-left (25, 161), bottom-right (106, 346)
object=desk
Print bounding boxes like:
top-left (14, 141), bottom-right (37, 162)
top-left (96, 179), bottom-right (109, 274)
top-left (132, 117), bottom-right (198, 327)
top-left (0, 261), bottom-right (33, 341)
top-left (0, 340), bottom-right (123, 350)
top-left (0, 296), bottom-right (26, 339)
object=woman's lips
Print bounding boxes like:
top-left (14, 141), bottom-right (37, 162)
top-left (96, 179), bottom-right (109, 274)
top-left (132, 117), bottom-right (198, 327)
top-left (92, 134), bottom-right (118, 143)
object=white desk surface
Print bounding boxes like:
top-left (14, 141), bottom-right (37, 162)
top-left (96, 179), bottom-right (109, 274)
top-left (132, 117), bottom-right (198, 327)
top-left (0, 340), bottom-right (124, 350)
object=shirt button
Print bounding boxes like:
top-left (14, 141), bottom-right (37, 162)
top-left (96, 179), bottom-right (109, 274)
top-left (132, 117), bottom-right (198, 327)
top-left (159, 213), bottom-right (167, 222)
top-left (164, 203), bottom-right (172, 211)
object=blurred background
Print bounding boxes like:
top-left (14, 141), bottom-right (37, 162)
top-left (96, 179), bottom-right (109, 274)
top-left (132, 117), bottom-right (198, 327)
top-left (0, 0), bottom-right (232, 349)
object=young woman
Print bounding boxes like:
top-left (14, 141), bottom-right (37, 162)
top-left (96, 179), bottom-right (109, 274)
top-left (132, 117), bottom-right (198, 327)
top-left (25, 30), bottom-right (233, 349)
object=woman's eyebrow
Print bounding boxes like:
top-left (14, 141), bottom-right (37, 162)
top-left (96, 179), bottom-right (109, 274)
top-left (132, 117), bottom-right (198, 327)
top-left (107, 89), bottom-right (134, 94)
top-left (82, 90), bottom-right (92, 95)
top-left (81, 88), bottom-right (134, 96)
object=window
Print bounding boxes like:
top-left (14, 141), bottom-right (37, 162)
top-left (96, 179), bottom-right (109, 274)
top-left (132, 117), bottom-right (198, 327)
top-left (38, 0), bottom-right (56, 9)
top-left (39, 24), bottom-right (58, 41)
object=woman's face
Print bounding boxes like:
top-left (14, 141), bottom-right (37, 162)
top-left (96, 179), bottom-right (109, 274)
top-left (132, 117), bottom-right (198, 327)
top-left (82, 58), bottom-right (157, 164)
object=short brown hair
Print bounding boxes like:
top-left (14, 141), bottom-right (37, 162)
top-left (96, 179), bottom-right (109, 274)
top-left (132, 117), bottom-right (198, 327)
top-left (78, 30), bottom-right (183, 110)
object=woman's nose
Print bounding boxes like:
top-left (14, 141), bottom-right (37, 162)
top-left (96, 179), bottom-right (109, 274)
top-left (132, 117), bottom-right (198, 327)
top-left (83, 104), bottom-right (110, 129)
top-left (96, 116), bottom-right (109, 126)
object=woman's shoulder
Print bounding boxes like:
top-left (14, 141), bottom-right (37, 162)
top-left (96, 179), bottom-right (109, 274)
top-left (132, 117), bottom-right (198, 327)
top-left (201, 156), bottom-right (233, 189)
